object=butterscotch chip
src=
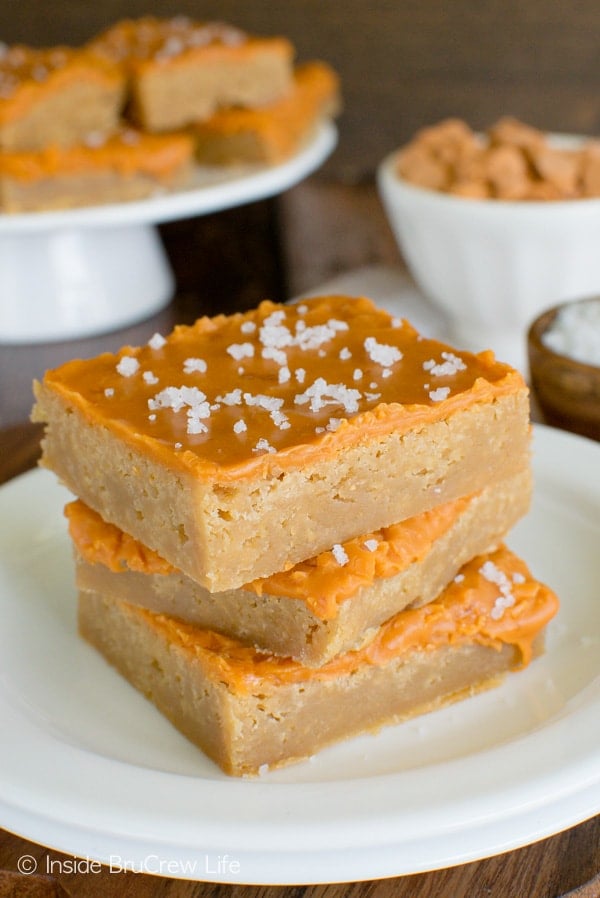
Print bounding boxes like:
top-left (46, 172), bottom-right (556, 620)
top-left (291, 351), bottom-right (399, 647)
top-left (0, 44), bottom-right (125, 151)
top-left (484, 145), bottom-right (531, 199)
top-left (415, 117), bottom-right (476, 154)
top-left (487, 116), bottom-right (546, 153)
top-left (449, 179), bottom-right (491, 199)
top-left (32, 296), bottom-right (530, 592)
top-left (68, 468), bottom-right (532, 666)
top-left (78, 545), bottom-right (559, 775)
top-left (396, 145), bottom-right (449, 190)
top-left (580, 142), bottom-right (600, 197)
top-left (0, 128), bottom-right (194, 212)
top-left (191, 61), bottom-right (340, 165)
top-left (90, 16), bottom-right (295, 131)
top-left (529, 146), bottom-right (580, 197)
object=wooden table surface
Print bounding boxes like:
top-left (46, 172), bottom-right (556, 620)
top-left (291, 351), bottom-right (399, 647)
top-left (0, 179), bottom-right (598, 898)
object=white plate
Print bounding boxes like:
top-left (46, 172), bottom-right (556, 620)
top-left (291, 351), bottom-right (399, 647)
top-left (0, 424), bottom-right (598, 884)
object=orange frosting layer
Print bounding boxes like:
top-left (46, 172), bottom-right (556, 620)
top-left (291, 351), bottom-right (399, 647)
top-left (0, 46), bottom-right (123, 126)
top-left (0, 129), bottom-right (193, 181)
top-left (131, 545), bottom-right (559, 692)
top-left (40, 296), bottom-right (526, 482)
top-left (65, 500), bottom-right (174, 576)
top-left (194, 61), bottom-right (339, 155)
top-left (66, 491), bottom-right (473, 618)
top-left (90, 17), bottom-right (293, 73)
top-left (247, 495), bottom-right (472, 617)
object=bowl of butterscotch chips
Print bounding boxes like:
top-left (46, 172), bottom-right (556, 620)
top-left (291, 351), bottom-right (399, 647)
top-left (377, 116), bottom-right (600, 370)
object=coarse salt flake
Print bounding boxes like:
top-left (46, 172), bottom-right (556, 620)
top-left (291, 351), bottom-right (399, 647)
top-left (363, 539), bottom-right (378, 552)
top-left (143, 371), bottom-right (159, 385)
top-left (217, 388), bottom-right (242, 406)
top-left (116, 356), bottom-right (139, 377)
top-left (227, 342), bottom-right (254, 361)
top-left (240, 320), bottom-right (256, 334)
top-left (294, 378), bottom-right (361, 414)
top-left (148, 332), bottom-right (166, 350)
top-left (183, 357), bottom-right (207, 374)
top-left (423, 352), bottom-right (467, 377)
top-left (364, 336), bottom-right (403, 367)
top-left (339, 347), bottom-right (352, 360)
top-left (148, 385), bottom-right (207, 413)
top-left (278, 366), bottom-right (291, 385)
top-left (332, 544), bottom-right (349, 566)
top-left (479, 560), bottom-right (517, 620)
top-left (253, 437), bottom-right (276, 455)
top-left (429, 386), bottom-right (451, 402)
top-left (104, 387), bottom-right (114, 398)
top-left (353, 368), bottom-right (363, 381)
top-left (233, 419), bottom-right (247, 434)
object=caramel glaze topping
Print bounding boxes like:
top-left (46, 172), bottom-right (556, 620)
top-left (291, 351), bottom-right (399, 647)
top-left (40, 296), bottom-right (526, 483)
top-left (66, 500), bottom-right (174, 576)
top-left (90, 16), bottom-right (293, 70)
top-left (66, 491), bottom-right (473, 618)
top-left (0, 129), bottom-right (193, 181)
top-left (0, 45), bottom-right (123, 123)
top-left (126, 545), bottom-right (559, 693)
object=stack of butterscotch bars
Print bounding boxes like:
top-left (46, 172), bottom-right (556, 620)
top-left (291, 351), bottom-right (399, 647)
top-left (32, 295), bottom-right (558, 776)
top-left (0, 16), bottom-right (340, 213)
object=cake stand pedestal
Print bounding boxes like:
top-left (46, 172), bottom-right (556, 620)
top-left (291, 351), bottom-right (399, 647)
top-left (0, 122), bottom-right (337, 345)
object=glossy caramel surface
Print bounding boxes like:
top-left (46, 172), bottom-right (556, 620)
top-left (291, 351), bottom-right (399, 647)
top-left (39, 296), bottom-right (526, 482)
top-left (0, 128), bottom-right (193, 180)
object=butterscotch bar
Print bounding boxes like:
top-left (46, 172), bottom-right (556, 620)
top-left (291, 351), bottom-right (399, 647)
top-left (90, 17), bottom-right (294, 131)
top-left (0, 45), bottom-right (125, 151)
top-left (69, 468), bottom-right (531, 666)
top-left (32, 296), bottom-right (530, 592)
top-left (192, 61), bottom-right (341, 165)
top-left (79, 545), bottom-right (558, 776)
top-left (0, 128), bottom-right (194, 212)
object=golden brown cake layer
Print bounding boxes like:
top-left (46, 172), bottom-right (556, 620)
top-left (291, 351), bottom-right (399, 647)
top-left (192, 61), bottom-right (340, 165)
top-left (0, 128), bottom-right (194, 212)
top-left (79, 545), bottom-right (558, 775)
top-left (32, 296), bottom-right (530, 590)
top-left (69, 468), bottom-right (532, 665)
top-left (90, 17), bottom-right (295, 131)
top-left (0, 45), bottom-right (125, 151)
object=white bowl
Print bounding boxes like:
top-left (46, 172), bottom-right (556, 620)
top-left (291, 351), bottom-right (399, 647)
top-left (377, 138), bottom-right (600, 371)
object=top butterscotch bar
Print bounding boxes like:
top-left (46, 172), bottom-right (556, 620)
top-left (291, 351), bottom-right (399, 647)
top-left (32, 296), bottom-right (530, 591)
top-left (89, 16), bottom-right (295, 131)
top-left (0, 43), bottom-right (125, 151)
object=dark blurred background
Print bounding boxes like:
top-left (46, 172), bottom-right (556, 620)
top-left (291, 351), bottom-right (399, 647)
top-left (4, 0), bottom-right (600, 181)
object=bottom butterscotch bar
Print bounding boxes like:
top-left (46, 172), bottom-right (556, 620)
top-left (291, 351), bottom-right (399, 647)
top-left (79, 545), bottom-right (558, 776)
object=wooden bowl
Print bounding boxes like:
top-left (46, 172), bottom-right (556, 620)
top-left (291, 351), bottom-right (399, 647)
top-left (528, 300), bottom-right (600, 441)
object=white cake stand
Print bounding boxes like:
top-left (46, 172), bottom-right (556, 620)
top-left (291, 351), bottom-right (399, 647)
top-left (0, 122), bottom-right (337, 344)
